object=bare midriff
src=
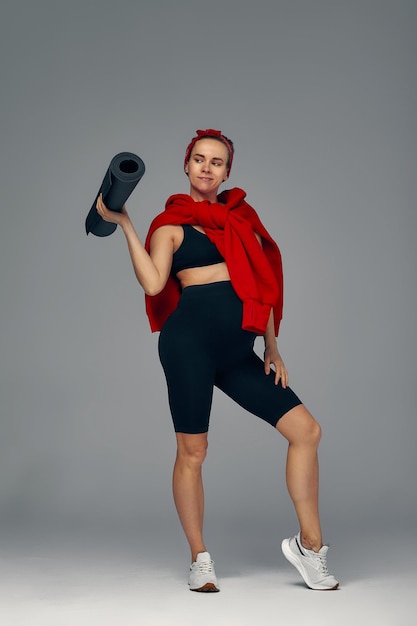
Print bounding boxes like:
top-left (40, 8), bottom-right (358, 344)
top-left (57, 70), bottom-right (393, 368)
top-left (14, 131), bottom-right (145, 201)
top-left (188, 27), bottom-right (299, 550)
top-left (176, 262), bottom-right (231, 290)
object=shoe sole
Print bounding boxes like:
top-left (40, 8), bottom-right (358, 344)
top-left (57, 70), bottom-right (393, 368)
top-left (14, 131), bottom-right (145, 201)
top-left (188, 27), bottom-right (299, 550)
top-left (281, 539), bottom-right (339, 591)
top-left (189, 582), bottom-right (220, 593)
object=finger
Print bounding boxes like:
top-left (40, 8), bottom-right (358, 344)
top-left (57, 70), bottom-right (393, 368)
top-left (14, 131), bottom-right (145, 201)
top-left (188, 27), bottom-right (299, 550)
top-left (272, 361), bottom-right (286, 386)
top-left (275, 368), bottom-right (281, 386)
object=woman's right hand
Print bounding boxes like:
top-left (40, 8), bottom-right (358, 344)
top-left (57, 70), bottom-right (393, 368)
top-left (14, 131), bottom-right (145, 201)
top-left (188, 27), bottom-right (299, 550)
top-left (96, 193), bottom-right (129, 227)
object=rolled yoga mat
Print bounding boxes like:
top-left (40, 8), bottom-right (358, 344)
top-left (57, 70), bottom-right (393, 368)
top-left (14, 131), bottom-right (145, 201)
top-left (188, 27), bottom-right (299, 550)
top-left (85, 152), bottom-right (146, 236)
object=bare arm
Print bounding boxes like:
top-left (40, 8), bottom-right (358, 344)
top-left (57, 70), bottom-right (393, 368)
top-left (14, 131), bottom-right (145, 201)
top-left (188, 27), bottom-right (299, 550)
top-left (254, 231), bottom-right (288, 387)
top-left (263, 309), bottom-right (288, 388)
top-left (96, 194), bottom-right (174, 296)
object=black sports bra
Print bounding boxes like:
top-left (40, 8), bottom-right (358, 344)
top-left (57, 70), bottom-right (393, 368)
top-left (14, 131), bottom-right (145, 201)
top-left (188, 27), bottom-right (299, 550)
top-left (171, 225), bottom-right (225, 275)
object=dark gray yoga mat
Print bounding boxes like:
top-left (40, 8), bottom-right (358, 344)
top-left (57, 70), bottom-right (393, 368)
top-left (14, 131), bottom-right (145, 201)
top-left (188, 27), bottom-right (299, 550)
top-left (85, 152), bottom-right (145, 236)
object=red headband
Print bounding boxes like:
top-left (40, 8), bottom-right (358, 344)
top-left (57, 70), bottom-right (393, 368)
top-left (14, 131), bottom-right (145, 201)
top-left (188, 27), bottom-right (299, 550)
top-left (184, 129), bottom-right (234, 174)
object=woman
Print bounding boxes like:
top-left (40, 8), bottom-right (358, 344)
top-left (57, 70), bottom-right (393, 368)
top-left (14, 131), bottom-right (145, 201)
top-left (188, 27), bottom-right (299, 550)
top-left (96, 129), bottom-right (339, 593)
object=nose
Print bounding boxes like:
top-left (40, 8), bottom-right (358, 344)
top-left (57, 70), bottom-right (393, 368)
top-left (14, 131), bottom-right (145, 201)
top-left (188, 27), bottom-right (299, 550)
top-left (201, 160), bottom-right (211, 172)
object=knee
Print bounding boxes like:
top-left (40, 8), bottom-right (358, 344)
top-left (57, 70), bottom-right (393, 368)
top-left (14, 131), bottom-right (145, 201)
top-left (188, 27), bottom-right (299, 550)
top-left (278, 406), bottom-right (322, 446)
top-left (176, 435), bottom-right (208, 467)
top-left (292, 419), bottom-right (321, 447)
top-left (305, 419), bottom-right (322, 446)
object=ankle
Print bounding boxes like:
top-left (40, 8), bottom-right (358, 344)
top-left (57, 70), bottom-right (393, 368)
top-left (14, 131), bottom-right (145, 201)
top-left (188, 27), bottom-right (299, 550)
top-left (300, 532), bottom-right (322, 553)
top-left (191, 547), bottom-right (208, 563)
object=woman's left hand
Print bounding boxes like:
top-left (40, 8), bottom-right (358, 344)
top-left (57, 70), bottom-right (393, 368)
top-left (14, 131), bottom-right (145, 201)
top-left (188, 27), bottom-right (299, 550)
top-left (264, 345), bottom-right (288, 388)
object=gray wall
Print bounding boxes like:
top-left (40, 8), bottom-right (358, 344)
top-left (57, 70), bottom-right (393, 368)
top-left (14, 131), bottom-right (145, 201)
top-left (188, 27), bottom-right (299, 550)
top-left (0, 0), bottom-right (416, 536)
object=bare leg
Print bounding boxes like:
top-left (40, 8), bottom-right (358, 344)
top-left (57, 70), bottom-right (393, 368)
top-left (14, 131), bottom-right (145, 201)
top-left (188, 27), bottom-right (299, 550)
top-left (276, 404), bottom-right (323, 551)
top-left (173, 432), bottom-right (209, 562)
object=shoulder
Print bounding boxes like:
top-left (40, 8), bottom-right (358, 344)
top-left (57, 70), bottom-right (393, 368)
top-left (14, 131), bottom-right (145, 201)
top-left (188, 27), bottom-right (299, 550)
top-left (150, 224), bottom-right (184, 249)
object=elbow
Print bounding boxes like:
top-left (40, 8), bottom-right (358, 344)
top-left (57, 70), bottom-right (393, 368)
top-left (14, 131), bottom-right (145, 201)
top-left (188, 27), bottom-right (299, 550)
top-left (142, 276), bottom-right (166, 296)
top-left (144, 285), bottom-right (164, 297)
top-left (134, 268), bottom-right (167, 296)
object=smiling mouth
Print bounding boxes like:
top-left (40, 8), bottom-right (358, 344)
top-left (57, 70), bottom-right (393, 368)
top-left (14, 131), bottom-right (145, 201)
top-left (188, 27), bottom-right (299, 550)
top-left (198, 177), bottom-right (213, 181)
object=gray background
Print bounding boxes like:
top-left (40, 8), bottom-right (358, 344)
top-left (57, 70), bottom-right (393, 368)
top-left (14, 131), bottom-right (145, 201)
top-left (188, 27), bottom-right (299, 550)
top-left (0, 1), bottom-right (416, 624)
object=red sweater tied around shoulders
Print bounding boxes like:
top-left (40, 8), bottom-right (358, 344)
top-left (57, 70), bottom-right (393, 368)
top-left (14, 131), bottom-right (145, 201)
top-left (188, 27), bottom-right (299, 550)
top-left (144, 187), bottom-right (283, 336)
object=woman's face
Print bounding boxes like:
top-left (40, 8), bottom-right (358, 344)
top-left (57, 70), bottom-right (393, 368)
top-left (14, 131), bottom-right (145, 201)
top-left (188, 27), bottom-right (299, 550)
top-left (185, 138), bottom-right (229, 201)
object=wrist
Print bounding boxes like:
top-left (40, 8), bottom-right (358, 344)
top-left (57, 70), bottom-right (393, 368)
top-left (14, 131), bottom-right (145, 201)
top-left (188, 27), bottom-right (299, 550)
top-left (120, 214), bottom-right (133, 232)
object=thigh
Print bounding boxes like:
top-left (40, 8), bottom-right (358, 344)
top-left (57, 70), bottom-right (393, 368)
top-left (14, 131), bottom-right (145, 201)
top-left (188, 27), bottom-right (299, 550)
top-left (158, 311), bottom-right (215, 434)
top-left (215, 351), bottom-right (302, 428)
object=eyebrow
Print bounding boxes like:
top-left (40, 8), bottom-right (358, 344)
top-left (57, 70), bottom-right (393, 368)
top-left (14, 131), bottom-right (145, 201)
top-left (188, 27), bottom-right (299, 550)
top-left (193, 153), bottom-right (224, 162)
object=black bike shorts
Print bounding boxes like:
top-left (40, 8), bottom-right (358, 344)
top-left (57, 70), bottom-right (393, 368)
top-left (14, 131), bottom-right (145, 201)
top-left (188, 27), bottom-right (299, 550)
top-left (158, 281), bottom-right (302, 434)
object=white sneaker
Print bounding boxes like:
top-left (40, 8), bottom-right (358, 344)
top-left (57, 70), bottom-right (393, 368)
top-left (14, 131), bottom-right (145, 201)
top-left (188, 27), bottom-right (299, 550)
top-left (188, 551), bottom-right (220, 592)
top-left (281, 532), bottom-right (339, 590)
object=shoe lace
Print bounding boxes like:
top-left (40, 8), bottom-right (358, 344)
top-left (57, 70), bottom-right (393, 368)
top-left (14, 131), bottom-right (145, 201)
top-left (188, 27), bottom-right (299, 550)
top-left (316, 553), bottom-right (330, 576)
top-left (197, 559), bottom-right (214, 574)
